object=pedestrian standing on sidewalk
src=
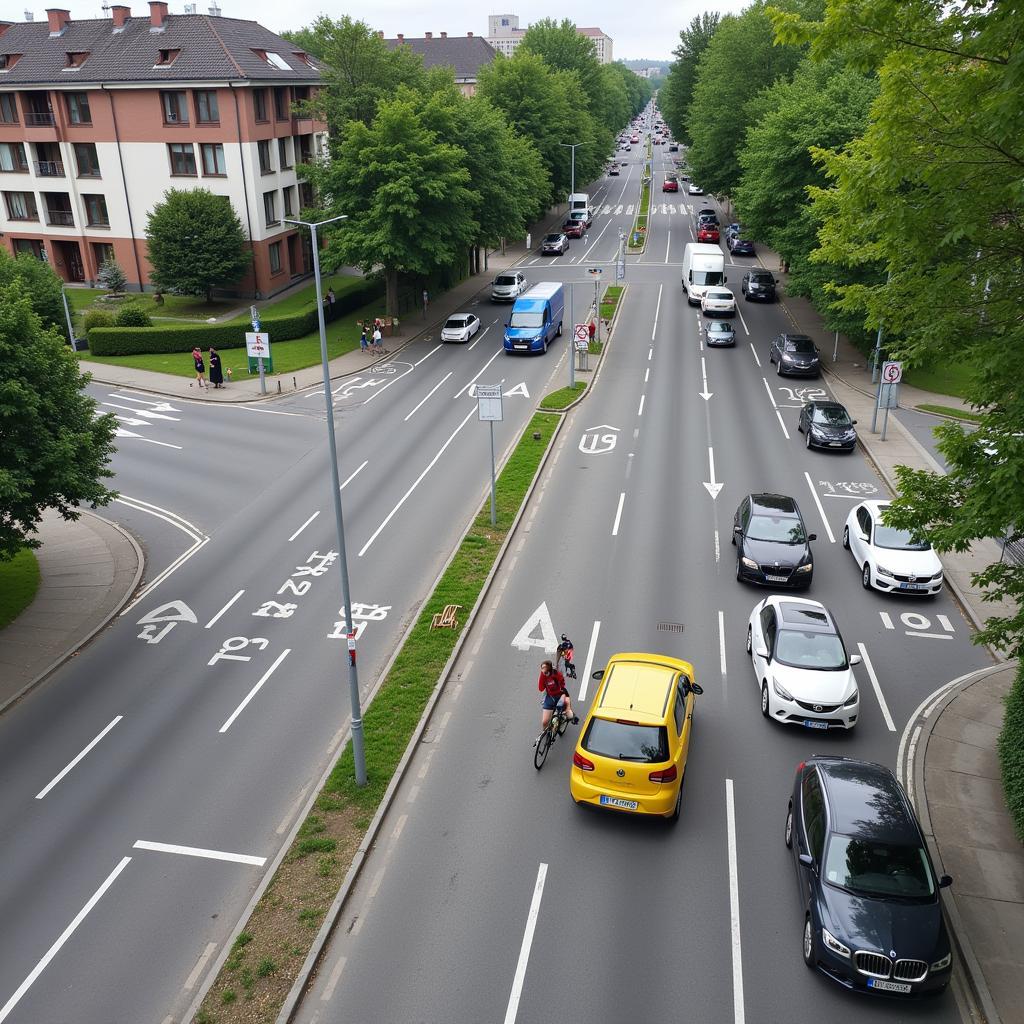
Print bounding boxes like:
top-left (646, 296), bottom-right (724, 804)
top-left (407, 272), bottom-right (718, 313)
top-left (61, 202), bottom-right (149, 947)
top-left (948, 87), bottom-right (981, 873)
top-left (191, 346), bottom-right (206, 388)
top-left (422, 289), bottom-right (429, 319)
top-left (588, 320), bottom-right (596, 344)
top-left (372, 325), bottom-right (385, 355)
top-left (327, 287), bottom-right (336, 321)
top-left (208, 347), bottom-right (224, 389)
top-left (360, 326), bottom-right (369, 354)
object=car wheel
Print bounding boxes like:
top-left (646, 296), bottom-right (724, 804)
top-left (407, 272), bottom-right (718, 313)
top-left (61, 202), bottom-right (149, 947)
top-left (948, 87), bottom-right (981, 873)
top-left (556, 321), bottom-right (562, 337)
top-left (862, 562), bottom-right (872, 590)
top-left (761, 682), bottom-right (770, 718)
top-left (541, 335), bottom-right (548, 355)
top-left (785, 803), bottom-right (793, 848)
top-left (745, 624), bottom-right (752, 655)
top-left (842, 525), bottom-right (850, 550)
top-left (803, 916), bottom-right (815, 967)
top-left (805, 430), bottom-right (812, 449)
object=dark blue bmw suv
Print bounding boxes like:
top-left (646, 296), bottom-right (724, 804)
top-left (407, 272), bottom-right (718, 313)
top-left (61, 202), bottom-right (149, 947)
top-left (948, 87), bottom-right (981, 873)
top-left (786, 756), bottom-right (953, 996)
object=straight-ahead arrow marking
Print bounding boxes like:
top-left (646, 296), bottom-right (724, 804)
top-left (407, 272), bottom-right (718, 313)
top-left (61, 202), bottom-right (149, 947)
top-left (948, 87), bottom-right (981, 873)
top-left (699, 356), bottom-right (713, 401)
top-left (103, 402), bottom-right (179, 421)
top-left (703, 446), bottom-right (723, 499)
top-left (109, 394), bottom-right (179, 413)
top-left (113, 414), bottom-right (149, 427)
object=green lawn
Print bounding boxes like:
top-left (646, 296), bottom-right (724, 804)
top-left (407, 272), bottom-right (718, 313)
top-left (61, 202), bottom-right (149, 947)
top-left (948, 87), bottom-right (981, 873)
top-left (915, 403), bottom-right (983, 423)
top-left (903, 360), bottom-right (974, 400)
top-left (0, 548), bottom-right (41, 630)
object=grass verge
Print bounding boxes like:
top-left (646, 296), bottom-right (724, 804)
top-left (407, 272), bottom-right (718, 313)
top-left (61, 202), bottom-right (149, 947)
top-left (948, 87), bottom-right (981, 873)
top-left (903, 361), bottom-right (973, 399)
top-left (540, 382), bottom-right (587, 409)
top-left (998, 663), bottom-right (1024, 842)
top-left (600, 285), bottom-right (623, 323)
top-left (196, 411), bottom-right (560, 1024)
top-left (915, 403), bottom-right (983, 424)
top-left (0, 548), bottom-right (41, 630)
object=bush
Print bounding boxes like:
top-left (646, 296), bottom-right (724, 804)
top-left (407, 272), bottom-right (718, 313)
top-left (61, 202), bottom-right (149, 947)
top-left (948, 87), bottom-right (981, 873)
top-left (114, 302), bottom-right (152, 328)
top-left (88, 277), bottom-right (384, 356)
top-left (81, 309), bottom-right (115, 337)
top-left (998, 663), bottom-right (1024, 841)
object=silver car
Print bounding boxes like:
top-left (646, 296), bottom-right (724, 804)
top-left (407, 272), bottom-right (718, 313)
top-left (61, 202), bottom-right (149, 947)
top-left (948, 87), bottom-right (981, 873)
top-left (491, 271), bottom-right (526, 302)
top-left (541, 233), bottom-right (569, 255)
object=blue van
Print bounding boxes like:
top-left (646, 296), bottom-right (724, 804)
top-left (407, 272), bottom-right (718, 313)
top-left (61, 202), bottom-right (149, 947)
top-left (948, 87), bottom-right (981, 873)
top-left (503, 282), bottom-right (565, 354)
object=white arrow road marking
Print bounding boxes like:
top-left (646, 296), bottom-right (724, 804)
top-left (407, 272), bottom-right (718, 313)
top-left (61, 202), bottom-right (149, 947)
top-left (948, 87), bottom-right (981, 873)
top-left (699, 357), bottom-right (713, 401)
top-left (104, 402), bottom-right (179, 421)
top-left (504, 382), bottom-right (530, 398)
top-left (113, 414), bottom-right (149, 427)
top-left (109, 394), bottom-right (179, 412)
top-left (114, 428), bottom-right (182, 449)
top-left (511, 601), bottom-right (557, 652)
top-left (703, 447), bottom-right (723, 499)
top-left (133, 840), bottom-right (266, 866)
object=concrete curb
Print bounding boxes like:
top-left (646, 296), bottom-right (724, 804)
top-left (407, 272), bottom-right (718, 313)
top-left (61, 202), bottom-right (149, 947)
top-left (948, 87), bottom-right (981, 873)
top-left (0, 510), bottom-right (144, 718)
top-left (900, 662), bottom-right (1014, 1024)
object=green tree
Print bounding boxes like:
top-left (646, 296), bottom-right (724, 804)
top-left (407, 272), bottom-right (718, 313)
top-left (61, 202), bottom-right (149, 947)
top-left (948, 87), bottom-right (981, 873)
top-left (145, 189), bottom-right (251, 303)
top-left (0, 280), bottom-right (117, 561)
top-left (0, 249), bottom-right (65, 338)
top-left (659, 13), bottom-right (720, 145)
top-left (304, 91), bottom-right (478, 315)
top-left (97, 258), bottom-right (127, 294)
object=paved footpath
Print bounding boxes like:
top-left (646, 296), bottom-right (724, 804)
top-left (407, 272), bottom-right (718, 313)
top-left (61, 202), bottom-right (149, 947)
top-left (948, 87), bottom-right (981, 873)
top-left (2, 235), bottom-right (1021, 1023)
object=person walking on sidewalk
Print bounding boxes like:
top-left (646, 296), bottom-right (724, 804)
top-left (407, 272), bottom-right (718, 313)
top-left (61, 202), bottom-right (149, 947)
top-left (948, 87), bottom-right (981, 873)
top-left (191, 347), bottom-right (206, 388)
top-left (360, 327), bottom-right (369, 354)
top-left (208, 347), bottom-right (224, 389)
top-left (371, 325), bottom-right (386, 355)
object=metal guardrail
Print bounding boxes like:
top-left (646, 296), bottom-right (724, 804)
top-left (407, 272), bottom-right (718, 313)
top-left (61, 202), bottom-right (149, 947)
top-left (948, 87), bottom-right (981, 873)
top-left (46, 209), bottom-right (74, 226)
top-left (33, 160), bottom-right (64, 176)
top-left (25, 111), bottom-right (56, 126)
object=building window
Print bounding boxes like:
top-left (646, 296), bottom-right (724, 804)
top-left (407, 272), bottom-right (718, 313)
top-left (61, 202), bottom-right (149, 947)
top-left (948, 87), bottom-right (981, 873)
top-left (273, 86), bottom-right (289, 121)
top-left (14, 238), bottom-right (43, 258)
top-left (0, 142), bottom-right (29, 173)
top-left (194, 90), bottom-right (219, 124)
top-left (257, 139), bottom-right (273, 174)
top-left (263, 190), bottom-right (277, 226)
top-left (65, 51), bottom-right (90, 68)
top-left (200, 142), bottom-right (226, 176)
top-left (0, 94), bottom-right (19, 124)
top-left (253, 88), bottom-right (268, 122)
top-left (93, 241), bottom-right (115, 267)
top-left (65, 92), bottom-right (92, 124)
top-left (83, 193), bottom-right (109, 226)
top-left (277, 137), bottom-right (292, 169)
top-left (168, 143), bottom-right (197, 175)
top-left (282, 184), bottom-right (294, 217)
top-left (3, 191), bottom-right (37, 220)
top-left (0, 53), bottom-right (23, 71)
top-left (269, 240), bottom-right (282, 274)
top-left (73, 142), bottom-right (100, 177)
top-left (161, 90), bottom-right (188, 124)
top-left (155, 48), bottom-right (180, 66)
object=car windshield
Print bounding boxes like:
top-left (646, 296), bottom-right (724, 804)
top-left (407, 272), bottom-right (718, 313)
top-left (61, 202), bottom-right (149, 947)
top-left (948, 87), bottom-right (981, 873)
top-left (444, 318), bottom-right (468, 330)
top-left (812, 406), bottom-right (851, 426)
top-left (824, 836), bottom-right (935, 900)
top-left (582, 718), bottom-right (669, 763)
top-left (510, 312), bottom-right (543, 328)
top-left (543, 235), bottom-right (561, 243)
top-left (874, 523), bottom-right (931, 550)
top-left (775, 629), bottom-right (847, 670)
top-left (748, 514), bottom-right (805, 543)
top-left (709, 323), bottom-right (731, 333)
top-left (707, 291), bottom-right (731, 301)
top-left (494, 276), bottom-right (517, 286)
top-left (750, 273), bottom-right (772, 284)
top-left (692, 270), bottom-right (724, 287)
top-left (786, 338), bottom-right (816, 353)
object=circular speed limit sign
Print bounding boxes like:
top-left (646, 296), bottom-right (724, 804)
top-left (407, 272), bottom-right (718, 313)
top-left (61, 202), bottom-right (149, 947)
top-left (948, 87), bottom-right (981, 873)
top-left (881, 360), bottom-right (903, 384)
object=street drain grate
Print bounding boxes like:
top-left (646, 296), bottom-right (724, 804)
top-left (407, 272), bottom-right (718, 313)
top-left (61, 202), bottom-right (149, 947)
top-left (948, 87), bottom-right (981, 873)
top-left (657, 622), bottom-right (685, 633)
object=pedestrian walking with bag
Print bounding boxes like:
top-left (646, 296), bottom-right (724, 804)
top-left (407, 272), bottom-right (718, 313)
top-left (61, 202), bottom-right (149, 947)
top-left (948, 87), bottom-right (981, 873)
top-left (208, 347), bottom-right (224, 389)
top-left (191, 346), bottom-right (206, 388)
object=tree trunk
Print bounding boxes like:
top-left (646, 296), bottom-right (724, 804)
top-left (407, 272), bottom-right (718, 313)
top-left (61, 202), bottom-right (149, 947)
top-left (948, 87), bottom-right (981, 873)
top-left (385, 267), bottom-right (399, 317)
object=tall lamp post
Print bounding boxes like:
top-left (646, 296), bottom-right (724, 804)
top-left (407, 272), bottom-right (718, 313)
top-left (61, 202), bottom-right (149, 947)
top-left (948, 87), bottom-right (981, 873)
top-left (559, 141), bottom-right (585, 199)
top-left (284, 213), bottom-right (367, 787)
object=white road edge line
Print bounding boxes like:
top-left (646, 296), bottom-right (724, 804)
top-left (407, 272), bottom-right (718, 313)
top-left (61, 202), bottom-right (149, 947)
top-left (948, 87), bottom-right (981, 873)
top-left (775, 410), bottom-right (791, 440)
top-left (0, 856), bottom-right (132, 1024)
top-left (454, 347), bottom-right (504, 398)
top-left (288, 511), bottom-right (320, 542)
top-left (35, 716), bottom-right (123, 799)
top-left (414, 344), bottom-right (442, 367)
top-left (651, 283), bottom-right (663, 341)
top-left (218, 648), bottom-right (291, 733)
top-left (132, 840), bottom-right (266, 866)
top-left (856, 642), bottom-right (896, 732)
top-left (184, 943), bottom-right (217, 991)
top-left (502, 862), bottom-right (548, 1024)
top-left (576, 620), bottom-right (602, 702)
top-left (803, 471), bottom-right (836, 543)
top-left (404, 372), bottom-right (453, 422)
top-left (725, 779), bottom-right (746, 1024)
top-left (719, 610), bottom-right (727, 678)
top-left (467, 326), bottom-right (491, 351)
top-left (205, 590), bottom-right (245, 629)
top-left (611, 492), bottom-right (626, 536)
top-left (340, 460), bottom-right (368, 490)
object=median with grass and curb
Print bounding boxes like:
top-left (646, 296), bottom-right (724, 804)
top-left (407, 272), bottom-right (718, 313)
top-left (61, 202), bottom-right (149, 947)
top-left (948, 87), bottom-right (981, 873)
top-left (192, 411), bottom-right (561, 1024)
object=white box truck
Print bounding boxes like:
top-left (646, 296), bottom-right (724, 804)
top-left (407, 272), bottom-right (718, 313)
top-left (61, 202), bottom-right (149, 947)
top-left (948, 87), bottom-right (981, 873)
top-left (682, 243), bottom-right (727, 306)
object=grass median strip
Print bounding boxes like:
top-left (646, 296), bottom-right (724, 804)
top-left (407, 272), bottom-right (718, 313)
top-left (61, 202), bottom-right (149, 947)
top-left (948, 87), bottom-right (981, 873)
top-left (196, 411), bottom-right (560, 1024)
top-left (0, 548), bottom-right (40, 630)
top-left (540, 382), bottom-right (587, 410)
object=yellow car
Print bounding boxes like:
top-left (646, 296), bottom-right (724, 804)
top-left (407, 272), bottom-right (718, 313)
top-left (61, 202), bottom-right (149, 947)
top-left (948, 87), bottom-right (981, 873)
top-left (570, 652), bottom-right (703, 821)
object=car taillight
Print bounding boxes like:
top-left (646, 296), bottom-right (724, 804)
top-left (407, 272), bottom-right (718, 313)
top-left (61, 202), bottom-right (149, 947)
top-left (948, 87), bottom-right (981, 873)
top-left (573, 751), bottom-right (595, 771)
top-left (648, 764), bottom-right (677, 784)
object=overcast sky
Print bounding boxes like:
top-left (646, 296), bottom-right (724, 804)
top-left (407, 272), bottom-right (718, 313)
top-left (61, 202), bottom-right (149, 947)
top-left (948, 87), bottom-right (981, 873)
top-left (8, 0), bottom-right (752, 62)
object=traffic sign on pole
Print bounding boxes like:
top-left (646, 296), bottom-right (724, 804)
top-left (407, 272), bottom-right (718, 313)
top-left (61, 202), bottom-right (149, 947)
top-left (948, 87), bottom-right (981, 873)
top-left (881, 360), bottom-right (903, 384)
top-left (574, 323), bottom-right (589, 344)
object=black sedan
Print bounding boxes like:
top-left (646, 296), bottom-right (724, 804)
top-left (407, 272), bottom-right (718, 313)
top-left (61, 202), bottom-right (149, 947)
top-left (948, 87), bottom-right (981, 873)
top-left (798, 401), bottom-right (858, 451)
top-left (787, 756), bottom-right (953, 997)
top-left (705, 320), bottom-right (736, 347)
top-left (742, 269), bottom-right (777, 302)
top-left (728, 236), bottom-right (756, 257)
top-left (733, 493), bottom-right (815, 588)
top-left (769, 333), bottom-right (821, 376)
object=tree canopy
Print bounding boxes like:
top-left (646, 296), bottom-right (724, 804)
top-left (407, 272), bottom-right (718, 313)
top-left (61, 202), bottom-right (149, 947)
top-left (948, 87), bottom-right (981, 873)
top-left (0, 249), bottom-right (66, 339)
top-left (659, 13), bottom-right (720, 145)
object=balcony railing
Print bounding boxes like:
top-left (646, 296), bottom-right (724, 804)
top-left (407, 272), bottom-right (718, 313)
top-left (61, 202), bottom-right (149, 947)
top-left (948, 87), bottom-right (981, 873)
top-left (34, 160), bottom-right (64, 177)
top-left (25, 111), bottom-right (56, 126)
top-left (46, 209), bottom-right (75, 226)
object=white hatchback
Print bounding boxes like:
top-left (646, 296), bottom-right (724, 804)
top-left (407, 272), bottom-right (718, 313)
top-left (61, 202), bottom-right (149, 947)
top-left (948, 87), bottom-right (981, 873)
top-left (843, 500), bottom-right (944, 595)
top-left (746, 596), bottom-right (861, 730)
top-left (701, 288), bottom-right (736, 317)
top-left (440, 313), bottom-right (480, 343)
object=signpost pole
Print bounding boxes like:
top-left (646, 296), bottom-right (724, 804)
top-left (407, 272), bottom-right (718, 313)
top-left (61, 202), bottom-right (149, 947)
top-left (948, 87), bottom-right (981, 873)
top-left (569, 281), bottom-right (575, 388)
top-left (476, 385), bottom-right (503, 527)
top-left (489, 420), bottom-right (496, 526)
top-left (875, 361), bottom-right (902, 437)
top-left (251, 305), bottom-right (266, 395)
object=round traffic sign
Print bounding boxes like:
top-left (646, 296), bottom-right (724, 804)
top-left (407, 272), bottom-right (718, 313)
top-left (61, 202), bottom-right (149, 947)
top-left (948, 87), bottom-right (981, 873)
top-left (574, 323), bottom-right (589, 343)
top-left (881, 361), bottom-right (903, 384)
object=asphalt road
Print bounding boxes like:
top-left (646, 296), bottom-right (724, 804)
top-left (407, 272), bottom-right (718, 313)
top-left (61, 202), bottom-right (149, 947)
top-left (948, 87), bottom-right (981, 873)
top-left (295, 116), bottom-right (989, 1024)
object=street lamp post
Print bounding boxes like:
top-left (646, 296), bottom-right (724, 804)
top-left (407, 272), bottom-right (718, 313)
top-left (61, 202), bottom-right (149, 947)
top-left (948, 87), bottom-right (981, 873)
top-left (284, 213), bottom-right (367, 787)
top-left (559, 142), bottom-right (585, 200)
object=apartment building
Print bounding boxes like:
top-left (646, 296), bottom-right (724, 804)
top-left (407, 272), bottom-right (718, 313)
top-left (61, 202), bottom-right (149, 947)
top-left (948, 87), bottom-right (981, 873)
top-left (0, 4), bottom-right (328, 297)
top-left (486, 14), bottom-right (613, 64)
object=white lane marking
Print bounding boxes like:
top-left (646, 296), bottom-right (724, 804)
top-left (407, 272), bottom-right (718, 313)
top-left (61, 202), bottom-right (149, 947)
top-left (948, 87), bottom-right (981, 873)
top-left (715, 529), bottom-right (720, 563)
top-left (112, 428), bottom-right (183, 449)
top-left (803, 471), bottom-right (835, 543)
top-left (205, 590), bottom-right (245, 629)
top-left (414, 344), bottom-right (442, 366)
top-left (907, 632), bottom-right (954, 640)
top-left (404, 371), bottom-right (453, 421)
top-left (735, 304), bottom-right (750, 336)
top-left (322, 956), bottom-right (347, 1002)
top-left (856, 642), bottom-right (896, 732)
top-left (363, 360), bottom-right (416, 406)
top-left (35, 716), bottom-right (123, 799)
top-left (664, 231), bottom-right (671, 264)
top-left (576, 620), bottom-right (602, 702)
top-left (880, 611), bottom-right (895, 630)
top-left (651, 283), bottom-right (663, 341)
top-left (132, 840), bottom-right (266, 866)
top-left (218, 648), bottom-right (291, 733)
top-left (502, 863), bottom-right (549, 1024)
top-left (644, 367), bottom-right (650, 383)
top-left (467, 326), bottom-right (491, 351)
top-left (184, 943), bottom-right (217, 991)
top-left (749, 344), bottom-right (761, 368)
top-left (454, 347), bottom-right (504, 398)
top-left (761, 377), bottom-right (777, 407)
top-left (719, 610), bottom-right (727, 677)
top-left (637, 394), bottom-right (646, 417)
top-left (580, 218), bottom-right (612, 261)
top-left (775, 410), bottom-right (791, 439)
top-left (341, 459), bottom-right (368, 490)
top-left (288, 511), bottom-right (320, 542)
top-left (611, 492), bottom-right (626, 536)
top-left (360, 407), bottom-right (477, 557)
top-left (0, 857), bottom-right (132, 1024)
top-left (725, 780), bottom-right (746, 1024)
top-left (648, 348), bottom-right (653, 361)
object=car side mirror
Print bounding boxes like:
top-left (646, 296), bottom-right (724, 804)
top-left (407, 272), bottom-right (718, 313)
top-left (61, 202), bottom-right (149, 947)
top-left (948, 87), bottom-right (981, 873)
top-left (733, 524), bottom-right (742, 533)
top-left (755, 646), bottom-right (769, 660)
top-left (939, 874), bottom-right (953, 888)
top-left (849, 654), bottom-right (862, 666)
top-left (591, 669), bottom-right (604, 680)
top-left (798, 853), bottom-right (813, 868)
top-left (851, 419), bottom-right (858, 425)
top-left (808, 533), bottom-right (817, 542)
top-left (690, 683), bottom-right (704, 696)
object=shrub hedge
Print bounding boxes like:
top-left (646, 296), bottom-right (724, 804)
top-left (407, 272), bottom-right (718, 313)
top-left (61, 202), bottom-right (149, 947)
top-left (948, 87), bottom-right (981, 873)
top-left (88, 277), bottom-right (384, 356)
top-left (998, 662), bottom-right (1024, 841)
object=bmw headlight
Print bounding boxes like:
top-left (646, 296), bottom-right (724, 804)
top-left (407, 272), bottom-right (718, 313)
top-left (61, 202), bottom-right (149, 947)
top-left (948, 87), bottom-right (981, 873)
top-left (772, 678), bottom-right (794, 702)
top-left (822, 928), bottom-right (851, 959)
top-left (795, 563), bottom-right (813, 574)
top-left (741, 556), bottom-right (758, 569)
top-left (931, 952), bottom-right (952, 972)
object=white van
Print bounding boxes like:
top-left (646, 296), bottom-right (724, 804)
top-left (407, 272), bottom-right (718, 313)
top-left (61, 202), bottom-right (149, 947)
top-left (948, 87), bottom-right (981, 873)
top-left (682, 243), bottom-right (727, 306)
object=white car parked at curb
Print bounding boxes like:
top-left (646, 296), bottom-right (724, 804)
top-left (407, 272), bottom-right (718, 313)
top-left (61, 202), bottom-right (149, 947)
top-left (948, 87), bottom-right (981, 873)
top-left (843, 500), bottom-right (944, 595)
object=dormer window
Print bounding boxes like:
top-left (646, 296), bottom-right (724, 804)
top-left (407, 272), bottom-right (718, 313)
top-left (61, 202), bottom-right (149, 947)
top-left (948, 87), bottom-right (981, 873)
top-left (253, 49), bottom-right (291, 70)
top-left (64, 51), bottom-right (89, 68)
top-left (291, 51), bottom-right (315, 68)
top-left (0, 53), bottom-right (23, 72)
top-left (155, 48), bottom-right (181, 67)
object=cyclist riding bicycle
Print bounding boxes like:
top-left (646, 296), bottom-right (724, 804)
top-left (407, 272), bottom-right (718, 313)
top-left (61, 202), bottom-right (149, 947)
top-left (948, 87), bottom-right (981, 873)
top-left (538, 659), bottom-right (575, 733)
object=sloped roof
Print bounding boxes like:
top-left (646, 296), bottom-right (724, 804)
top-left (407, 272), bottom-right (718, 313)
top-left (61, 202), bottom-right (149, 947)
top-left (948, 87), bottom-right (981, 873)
top-left (0, 14), bottom-right (322, 85)
top-left (385, 35), bottom-right (496, 82)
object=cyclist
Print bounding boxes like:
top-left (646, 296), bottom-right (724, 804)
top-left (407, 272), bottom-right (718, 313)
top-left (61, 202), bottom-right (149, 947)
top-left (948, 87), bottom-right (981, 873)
top-left (538, 659), bottom-right (575, 733)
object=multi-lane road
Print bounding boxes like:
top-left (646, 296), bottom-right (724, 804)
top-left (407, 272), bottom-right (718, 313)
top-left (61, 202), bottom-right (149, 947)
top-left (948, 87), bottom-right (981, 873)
top-left (0, 116), bottom-right (989, 1023)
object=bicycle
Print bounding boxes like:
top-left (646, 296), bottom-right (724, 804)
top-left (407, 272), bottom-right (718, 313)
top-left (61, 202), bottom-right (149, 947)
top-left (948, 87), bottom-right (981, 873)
top-left (533, 701), bottom-right (577, 770)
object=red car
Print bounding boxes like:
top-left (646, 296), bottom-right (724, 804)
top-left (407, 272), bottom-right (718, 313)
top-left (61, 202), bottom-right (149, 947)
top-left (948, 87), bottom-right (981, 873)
top-left (697, 223), bottom-right (720, 243)
top-left (662, 179), bottom-right (679, 192)
top-left (563, 219), bottom-right (584, 239)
